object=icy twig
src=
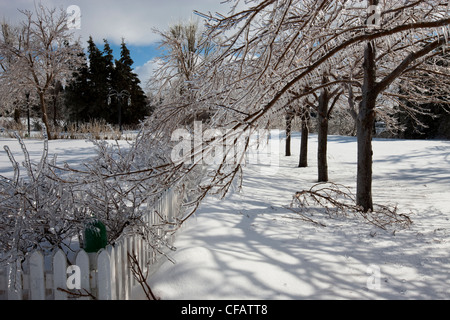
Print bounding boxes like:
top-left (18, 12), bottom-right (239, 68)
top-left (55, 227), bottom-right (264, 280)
top-left (290, 182), bottom-right (412, 230)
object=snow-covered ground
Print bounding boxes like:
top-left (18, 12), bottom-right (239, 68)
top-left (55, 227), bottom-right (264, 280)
top-left (0, 138), bottom-right (100, 179)
top-left (140, 133), bottom-right (450, 300)
top-left (1, 134), bottom-right (449, 300)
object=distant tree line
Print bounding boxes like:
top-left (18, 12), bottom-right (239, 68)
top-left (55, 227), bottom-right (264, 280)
top-left (395, 50), bottom-right (450, 140)
top-left (65, 37), bottom-right (151, 128)
top-left (1, 4), bottom-right (152, 137)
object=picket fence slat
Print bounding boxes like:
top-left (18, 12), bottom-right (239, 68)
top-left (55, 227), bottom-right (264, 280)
top-left (122, 236), bottom-right (130, 300)
top-left (97, 249), bottom-right (111, 300)
top-left (1, 185), bottom-right (185, 300)
top-left (53, 249), bottom-right (67, 300)
top-left (128, 236), bottom-right (135, 289)
top-left (7, 262), bottom-right (22, 300)
top-left (115, 240), bottom-right (124, 300)
top-left (29, 251), bottom-right (45, 300)
top-left (107, 245), bottom-right (117, 300)
top-left (75, 249), bottom-right (90, 300)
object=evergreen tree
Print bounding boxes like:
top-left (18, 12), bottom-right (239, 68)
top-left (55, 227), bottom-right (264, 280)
top-left (87, 37), bottom-right (112, 121)
top-left (113, 39), bottom-right (149, 125)
top-left (101, 39), bottom-right (118, 124)
top-left (65, 51), bottom-right (90, 126)
top-left (65, 37), bottom-right (150, 127)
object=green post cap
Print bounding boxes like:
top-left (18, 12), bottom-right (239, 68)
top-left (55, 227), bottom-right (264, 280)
top-left (84, 220), bottom-right (108, 253)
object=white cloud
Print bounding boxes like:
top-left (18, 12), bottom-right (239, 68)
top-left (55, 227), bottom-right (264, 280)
top-left (0, 0), bottom-right (237, 46)
top-left (1, 0), bottom-right (251, 87)
top-left (134, 58), bottom-right (161, 87)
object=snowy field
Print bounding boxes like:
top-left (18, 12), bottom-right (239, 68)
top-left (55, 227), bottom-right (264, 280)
top-left (143, 133), bottom-right (450, 300)
top-left (1, 134), bottom-right (449, 300)
top-left (0, 138), bottom-right (102, 179)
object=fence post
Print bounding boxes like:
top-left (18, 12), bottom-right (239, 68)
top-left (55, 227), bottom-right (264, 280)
top-left (115, 240), bottom-right (124, 300)
top-left (29, 251), bottom-right (45, 300)
top-left (75, 250), bottom-right (91, 300)
top-left (53, 249), bottom-right (68, 300)
top-left (122, 237), bottom-right (129, 300)
top-left (97, 249), bottom-right (112, 300)
top-left (134, 234), bottom-right (141, 277)
top-left (128, 236), bottom-right (135, 289)
top-left (140, 234), bottom-right (145, 275)
top-left (7, 262), bottom-right (23, 300)
top-left (107, 245), bottom-right (117, 300)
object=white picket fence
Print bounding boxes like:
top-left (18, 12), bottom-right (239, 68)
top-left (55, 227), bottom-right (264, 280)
top-left (0, 185), bottom-right (185, 300)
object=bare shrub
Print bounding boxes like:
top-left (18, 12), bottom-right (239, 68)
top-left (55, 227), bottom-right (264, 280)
top-left (288, 182), bottom-right (412, 231)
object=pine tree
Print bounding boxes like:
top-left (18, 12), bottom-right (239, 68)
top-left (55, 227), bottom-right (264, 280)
top-left (87, 37), bottom-right (112, 121)
top-left (65, 51), bottom-right (90, 126)
top-left (65, 37), bottom-right (150, 127)
top-left (1, 6), bottom-right (83, 139)
top-left (113, 39), bottom-right (149, 126)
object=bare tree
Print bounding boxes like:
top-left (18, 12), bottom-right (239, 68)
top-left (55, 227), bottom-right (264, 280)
top-left (298, 106), bottom-right (310, 168)
top-left (151, 20), bottom-right (215, 123)
top-left (3, 0), bottom-right (448, 276)
top-left (167, 0), bottom-right (449, 213)
top-left (0, 22), bottom-right (26, 117)
top-left (0, 4), bottom-right (83, 139)
top-left (354, 0), bottom-right (450, 211)
top-left (284, 106), bottom-right (295, 156)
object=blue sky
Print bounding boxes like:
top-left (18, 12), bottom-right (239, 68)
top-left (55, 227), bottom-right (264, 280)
top-left (99, 42), bottom-right (161, 83)
top-left (0, 0), bottom-right (236, 85)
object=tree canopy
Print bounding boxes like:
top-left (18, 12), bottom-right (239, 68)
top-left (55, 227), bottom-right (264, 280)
top-left (65, 38), bottom-right (150, 127)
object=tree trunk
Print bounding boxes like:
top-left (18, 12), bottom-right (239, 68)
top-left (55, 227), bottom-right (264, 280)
top-left (317, 90), bottom-right (329, 182)
top-left (39, 91), bottom-right (53, 140)
top-left (53, 95), bottom-right (58, 127)
top-left (285, 113), bottom-right (294, 156)
top-left (14, 108), bottom-right (21, 124)
top-left (356, 41), bottom-right (377, 212)
top-left (299, 113), bottom-right (309, 168)
top-left (356, 108), bottom-right (375, 212)
top-left (26, 92), bottom-right (31, 137)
